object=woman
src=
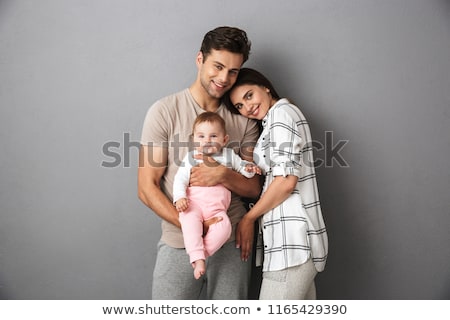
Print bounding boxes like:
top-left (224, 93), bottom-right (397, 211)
top-left (223, 68), bottom-right (328, 300)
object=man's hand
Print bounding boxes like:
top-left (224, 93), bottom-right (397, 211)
top-left (189, 156), bottom-right (227, 187)
top-left (202, 215), bottom-right (223, 236)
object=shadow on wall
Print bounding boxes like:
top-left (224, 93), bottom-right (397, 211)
top-left (309, 121), bottom-right (371, 299)
top-left (246, 53), bottom-right (372, 299)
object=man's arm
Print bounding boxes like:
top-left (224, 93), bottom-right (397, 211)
top-left (138, 145), bottom-right (222, 232)
top-left (138, 145), bottom-right (181, 228)
top-left (189, 146), bottom-right (262, 198)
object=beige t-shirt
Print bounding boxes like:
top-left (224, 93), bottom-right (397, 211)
top-left (140, 88), bottom-right (260, 248)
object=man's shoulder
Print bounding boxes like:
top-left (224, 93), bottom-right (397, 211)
top-left (152, 88), bottom-right (190, 108)
top-left (218, 105), bottom-right (258, 130)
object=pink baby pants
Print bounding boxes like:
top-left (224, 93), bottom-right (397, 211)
top-left (179, 185), bottom-right (232, 263)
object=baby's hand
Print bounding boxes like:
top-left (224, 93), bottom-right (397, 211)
top-left (245, 163), bottom-right (262, 175)
top-left (175, 198), bottom-right (189, 212)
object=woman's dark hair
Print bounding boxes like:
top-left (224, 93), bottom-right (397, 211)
top-left (223, 68), bottom-right (280, 114)
top-left (200, 26), bottom-right (251, 63)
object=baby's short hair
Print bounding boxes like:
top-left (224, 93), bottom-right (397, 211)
top-left (193, 112), bottom-right (226, 134)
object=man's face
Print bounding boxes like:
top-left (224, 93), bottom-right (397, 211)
top-left (197, 49), bottom-right (244, 99)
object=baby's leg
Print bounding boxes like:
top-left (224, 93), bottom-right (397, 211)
top-left (179, 202), bottom-right (206, 265)
top-left (201, 185), bottom-right (232, 257)
top-left (203, 211), bottom-right (232, 257)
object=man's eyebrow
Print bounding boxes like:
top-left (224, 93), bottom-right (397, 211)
top-left (212, 60), bottom-right (225, 67)
top-left (212, 60), bottom-right (240, 72)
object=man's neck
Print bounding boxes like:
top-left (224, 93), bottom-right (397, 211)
top-left (189, 83), bottom-right (221, 112)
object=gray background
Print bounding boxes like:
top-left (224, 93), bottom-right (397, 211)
top-left (1, 0), bottom-right (449, 299)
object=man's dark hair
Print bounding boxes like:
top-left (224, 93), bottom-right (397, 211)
top-left (200, 26), bottom-right (251, 63)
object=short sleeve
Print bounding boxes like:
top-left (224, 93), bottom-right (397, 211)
top-left (140, 100), bottom-right (169, 147)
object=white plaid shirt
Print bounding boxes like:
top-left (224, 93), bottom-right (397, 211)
top-left (254, 99), bottom-right (328, 272)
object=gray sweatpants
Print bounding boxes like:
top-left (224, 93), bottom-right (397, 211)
top-left (152, 240), bottom-right (251, 299)
top-left (259, 258), bottom-right (317, 300)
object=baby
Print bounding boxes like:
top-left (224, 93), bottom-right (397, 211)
top-left (173, 112), bottom-right (260, 279)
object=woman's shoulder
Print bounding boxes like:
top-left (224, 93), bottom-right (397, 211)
top-left (272, 98), bottom-right (299, 111)
top-left (269, 99), bottom-right (305, 121)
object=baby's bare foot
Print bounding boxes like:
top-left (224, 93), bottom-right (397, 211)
top-left (193, 259), bottom-right (206, 279)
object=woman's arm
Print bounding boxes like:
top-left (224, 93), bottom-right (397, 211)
top-left (236, 174), bottom-right (298, 261)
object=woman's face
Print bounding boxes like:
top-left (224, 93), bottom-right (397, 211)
top-left (229, 84), bottom-right (274, 120)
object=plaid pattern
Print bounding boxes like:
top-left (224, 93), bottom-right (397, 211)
top-left (254, 99), bottom-right (328, 272)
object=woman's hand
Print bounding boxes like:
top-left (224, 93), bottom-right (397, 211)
top-left (236, 214), bottom-right (255, 261)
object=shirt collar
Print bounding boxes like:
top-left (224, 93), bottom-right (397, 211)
top-left (261, 98), bottom-right (287, 127)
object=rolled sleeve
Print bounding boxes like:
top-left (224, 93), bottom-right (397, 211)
top-left (272, 161), bottom-right (301, 177)
top-left (267, 106), bottom-right (303, 178)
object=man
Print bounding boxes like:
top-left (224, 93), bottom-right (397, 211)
top-left (138, 26), bottom-right (261, 299)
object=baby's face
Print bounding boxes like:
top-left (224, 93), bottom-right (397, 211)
top-left (193, 121), bottom-right (228, 156)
